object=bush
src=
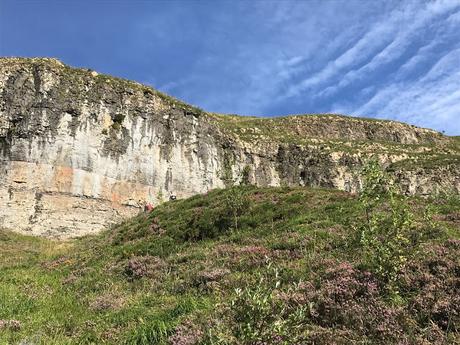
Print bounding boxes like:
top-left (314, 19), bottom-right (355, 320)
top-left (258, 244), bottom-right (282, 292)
top-left (181, 206), bottom-right (231, 241)
top-left (240, 165), bottom-right (251, 186)
top-left (111, 113), bottom-right (125, 131)
top-left (208, 264), bottom-right (308, 344)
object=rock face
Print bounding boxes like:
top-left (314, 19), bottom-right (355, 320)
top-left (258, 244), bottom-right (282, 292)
top-left (1, 58), bottom-right (459, 237)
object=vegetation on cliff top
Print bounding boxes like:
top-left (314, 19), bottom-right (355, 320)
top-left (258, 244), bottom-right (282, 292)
top-left (3, 57), bottom-right (458, 142)
top-left (1, 175), bottom-right (459, 344)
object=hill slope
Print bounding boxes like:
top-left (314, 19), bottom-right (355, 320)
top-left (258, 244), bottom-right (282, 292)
top-left (1, 57), bottom-right (459, 237)
top-left (1, 185), bottom-right (459, 344)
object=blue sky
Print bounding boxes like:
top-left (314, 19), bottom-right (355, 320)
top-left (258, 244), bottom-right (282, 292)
top-left (1, 0), bottom-right (460, 135)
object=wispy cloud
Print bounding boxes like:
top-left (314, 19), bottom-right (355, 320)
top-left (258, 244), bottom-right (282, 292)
top-left (287, 1), bottom-right (460, 100)
top-left (280, 4), bottom-right (409, 99)
top-left (338, 48), bottom-right (460, 133)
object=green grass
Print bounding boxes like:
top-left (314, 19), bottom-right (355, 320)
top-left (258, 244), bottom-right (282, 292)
top-left (208, 112), bottom-right (449, 144)
top-left (388, 154), bottom-right (460, 170)
top-left (1, 186), bottom-right (459, 344)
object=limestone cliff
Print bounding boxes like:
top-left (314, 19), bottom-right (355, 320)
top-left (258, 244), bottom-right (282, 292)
top-left (1, 58), bottom-right (459, 237)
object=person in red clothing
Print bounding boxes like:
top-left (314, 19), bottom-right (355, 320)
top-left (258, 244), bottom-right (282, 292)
top-left (144, 203), bottom-right (154, 212)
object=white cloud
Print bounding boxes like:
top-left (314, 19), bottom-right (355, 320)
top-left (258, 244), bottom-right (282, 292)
top-left (280, 3), bottom-right (414, 99)
top-left (345, 48), bottom-right (460, 134)
top-left (293, 1), bottom-right (460, 101)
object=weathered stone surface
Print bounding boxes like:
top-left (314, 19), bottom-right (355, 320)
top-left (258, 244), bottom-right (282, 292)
top-left (1, 58), bottom-right (459, 238)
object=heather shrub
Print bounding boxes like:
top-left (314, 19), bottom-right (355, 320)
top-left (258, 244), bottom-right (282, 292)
top-left (0, 320), bottom-right (21, 331)
top-left (196, 268), bottom-right (230, 284)
top-left (304, 260), bottom-right (410, 343)
top-left (124, 255), bottom-right (166, 280)
top-left (168, 320), bottom-right (203, 345)
top-left (401, 242), bottom-right (460, 334)
top-left (89, 294), bottom-right (124, 312)
top-left (193, 268), bottom-right (231, 292)
top-left (207, 261), bottom-right (417, 344)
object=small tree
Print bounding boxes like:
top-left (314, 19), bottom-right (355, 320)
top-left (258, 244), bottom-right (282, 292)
top-left (224, 187), bottom-right (250, 231)
top-left (358, 160), bottom-right (414, 297)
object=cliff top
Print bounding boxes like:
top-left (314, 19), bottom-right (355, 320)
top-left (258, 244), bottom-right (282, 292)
top-left (0, 57), bottom-right (457, 151)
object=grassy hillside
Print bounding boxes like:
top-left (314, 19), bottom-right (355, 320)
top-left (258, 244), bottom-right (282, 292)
top-left (0, 185), bottom-right (459, 344)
